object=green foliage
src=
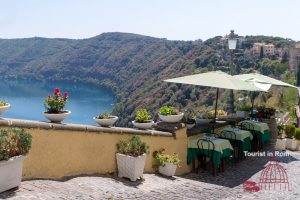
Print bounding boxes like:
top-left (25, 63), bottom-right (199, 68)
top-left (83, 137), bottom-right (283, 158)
top-left (277, 122), bottom-right (285, 137)
top-left (135, 108), bottom-right (152, 123)
top-left (183, 109), bottom-right (196, 124)
top-left (116, 136), bottom-right (149, 157)
top-left (237, 104), bottom-right (251, 112)
top-left (96, 112), bottom-right (111, 119)
top-left (44, 88), bottom-right (68, 113)
top-left (159, 106), bottom-right (178, 116)
top-left (256, 106), bottom-right (276, 119)
top-left (295, 128), bottom-right (300, 140)
top-left (0, 128), bottom-right (32, 161)
top-left (285, 124), bottom-right (295, 138)
top-left (153, 148), bottom-right (181, 168)
top-left (0, 101), bottom-right (8, 106)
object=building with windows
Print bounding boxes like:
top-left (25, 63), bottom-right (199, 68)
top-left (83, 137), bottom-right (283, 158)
top-left (252, 43), bottom-right (275, 56)
top-left (289, 43), bottom-right (300, 71)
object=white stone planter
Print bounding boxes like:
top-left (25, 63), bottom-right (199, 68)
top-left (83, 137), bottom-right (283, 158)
top-left (116, 153), bottom-right (146, 181)
top-left (0, 104), bottom-right (10, 115)
top-left (286, 138), bottom-right (298, 150)
top-left (93, 116), bottom-right (118, 127)
top-left (275, 139), bottom-right (286, 151)
top-left (158, 113), bottom-right (184, 123)
top-left (186, 123), bottom-right (195, 129)
top-left (132, 120), bottom-right (154, 129)
top-left (43, 110), bottom-right (71, 123)
top-left (236, 111), bottom-right (248, 118)
top-left (0, 156), bottom-right (25, 193)
top-left (158, 163), bottom-right (177, 177)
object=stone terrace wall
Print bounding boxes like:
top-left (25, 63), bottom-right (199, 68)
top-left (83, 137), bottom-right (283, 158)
top-left (0, 118), bottom-right (191, 180)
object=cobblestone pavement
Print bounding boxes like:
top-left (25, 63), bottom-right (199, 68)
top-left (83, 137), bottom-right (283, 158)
top-left (1, 150), bottom-right (299, 200)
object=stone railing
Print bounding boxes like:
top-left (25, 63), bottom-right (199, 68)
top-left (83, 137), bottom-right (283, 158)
top-left (0, 118), bottom-right (190, 180)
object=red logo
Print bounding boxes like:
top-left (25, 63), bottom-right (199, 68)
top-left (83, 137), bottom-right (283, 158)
top-left (244, 159), bottom-right (291, 192)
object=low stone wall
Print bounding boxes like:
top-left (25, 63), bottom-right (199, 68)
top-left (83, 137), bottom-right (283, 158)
top-left (0, 118), bottom-right (190, 180)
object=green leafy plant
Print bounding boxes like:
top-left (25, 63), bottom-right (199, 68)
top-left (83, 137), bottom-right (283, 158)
top-left (295, 128), bottom-right (300, 140)
top-left (0, 101), bottom-right (8, 106)
top-left (237, 104), bottom-right (251, 112)
top-left (96, 112), bottom-right (112, 119)
top-left (135, 108), bottom-right (152, 123)
top-left (257, 106), bottom-right (276, 119)
top-left (153, 148), bottom-right (180, 168)
top-left (116, 136), bottom-right (149, 157)
top-left (44, 88), bottom-right (68, 113)
top-left (277, 122), bottom-right (285, 138)
top-left (183, 109), bottom-right (196, 124)
top-left (0, 128), bottom-right (32, 161)
top-left (159, 106), bottom-right (179, 116)
top-left (285, 124), bottom-right (295, 138)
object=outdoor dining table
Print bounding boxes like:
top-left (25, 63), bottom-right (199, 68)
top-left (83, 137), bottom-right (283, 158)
top-left (217, 127), bottom-right (253, 160)
top-left (238, 120), bottom-right (270, 143)
top-left (187, 135), bottom-right (233, 176)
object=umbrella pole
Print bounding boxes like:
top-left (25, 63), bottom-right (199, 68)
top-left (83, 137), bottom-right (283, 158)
top-left (214, 88), bottom-right (219, 123)
top-left (251, 92), bottom-right (254, 117)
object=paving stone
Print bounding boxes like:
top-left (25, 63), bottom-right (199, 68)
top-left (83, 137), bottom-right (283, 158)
top-left (0, 150), bottom-right (299, 200)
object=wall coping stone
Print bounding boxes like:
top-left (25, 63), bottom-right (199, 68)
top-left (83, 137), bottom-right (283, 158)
top-left (0, 118), bottom-right (175, 137)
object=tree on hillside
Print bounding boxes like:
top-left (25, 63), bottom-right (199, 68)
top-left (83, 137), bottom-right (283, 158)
top-left (281, 52), bottom-right (289, 64)
top-left (297, 62), bottom-right (300, 86)
top-left (259, 46), bottom-right (264, 59)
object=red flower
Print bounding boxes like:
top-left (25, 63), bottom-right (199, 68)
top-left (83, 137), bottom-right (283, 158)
top-left (54, 88), bottom-right (60, 96)
top-left (63, 92), bottom-right (68, 98)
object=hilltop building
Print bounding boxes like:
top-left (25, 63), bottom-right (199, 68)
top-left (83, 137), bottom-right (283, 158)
top-left (289, 43), bottom-right (300, 71)
top-left (252, 43), bottom-right (275, 56)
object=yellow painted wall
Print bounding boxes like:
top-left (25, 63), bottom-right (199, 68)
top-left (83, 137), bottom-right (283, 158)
top-left (19, 128), bottom-right (191, 180)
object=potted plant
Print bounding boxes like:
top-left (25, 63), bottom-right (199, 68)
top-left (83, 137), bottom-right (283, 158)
top-left (153, 148), bottom-right (180, 177)
top-left (0, 128), bottom-right (32, 193)
top-left (0, 101), bottom-right (10, 115)
top-left (275, 122), bottom-right (286, 150)
top-left (43, 88), bottom-right (70, 123)
top-left (158, 106), bottom-right (184, 123)
top-left (116, 136), bottom-right (149, 181)
top-left (285, 124), bottom-right (297, 150)
top-left (236, 103), bottom-right (251, 118)
top-left (132, 108), bottom-right (154, 129)
top-left (183, 109), bottom-right (196, 129)
top-left (196, 111), bottom-right (214, 124)
top-left (93, 112), bottom-right (118, 127)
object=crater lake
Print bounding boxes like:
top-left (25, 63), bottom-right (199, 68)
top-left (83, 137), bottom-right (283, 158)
top-left (0, 80), bottom-right (115, 125)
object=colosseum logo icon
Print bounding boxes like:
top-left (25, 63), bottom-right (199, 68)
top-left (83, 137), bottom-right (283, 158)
top-left (243, 160), bottom-right (291, 192)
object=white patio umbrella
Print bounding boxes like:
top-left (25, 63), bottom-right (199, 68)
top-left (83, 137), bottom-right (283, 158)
top-left (164, 71), bottom-right (266, 123)
top-left (234, 73), bottom-right (299, 112)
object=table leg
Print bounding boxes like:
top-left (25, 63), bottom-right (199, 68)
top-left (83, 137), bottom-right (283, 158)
top-left (192, 159), bottom-right (196, 173)
top-left (221, 158), bottom-right (226, 172)
top-left (211, 160), bottom-right (217, 176)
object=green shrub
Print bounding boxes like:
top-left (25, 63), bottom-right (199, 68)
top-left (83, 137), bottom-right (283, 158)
top-left (159, 106), bottom-right (179, 116)
top-left (116, 136), bottom-right (149, 157)
top-left (295, 128), bottom-right (300, 140)
top-left (96, 112), bottom-right (111, 119)
top-left (153, 148), bottom-right (180, 167)
top-left (285, 124), bottom-right (295, 138)
top-left (237, 104), bottom-right (251, 112)
top-left (0, 101), bottom-right (8, 106)
top-left (0, 128), bottom-right (32, 161)
top-left (135, 109), bottom-right (152, 123)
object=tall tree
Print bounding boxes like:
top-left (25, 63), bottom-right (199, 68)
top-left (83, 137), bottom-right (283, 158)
top-left (259, 46), bottom-right (264, 59)
top-left (281, 51), bottom-right (288, 64)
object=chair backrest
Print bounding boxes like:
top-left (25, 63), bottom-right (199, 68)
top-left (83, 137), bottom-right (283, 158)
top-left (239, 121), bottom-right (254, 131)
top-left (197, 138), bottom-right (215, 157)
top-left (218, 129), bottom-right (237, 146)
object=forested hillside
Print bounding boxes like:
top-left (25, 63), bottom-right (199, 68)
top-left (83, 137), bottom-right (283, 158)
top-left (0, 33), bottom-right (298, 125)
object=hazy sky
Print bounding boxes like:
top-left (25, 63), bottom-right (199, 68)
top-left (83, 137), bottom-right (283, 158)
top-left (0, 0), bottom-right (299, 41)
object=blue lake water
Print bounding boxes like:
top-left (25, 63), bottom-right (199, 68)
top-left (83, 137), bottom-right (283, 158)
top-left (0, 80), bottom-right (115, 125)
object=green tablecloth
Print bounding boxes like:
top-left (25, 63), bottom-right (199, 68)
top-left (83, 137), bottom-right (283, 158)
top-left (187, 137), bottom-right (233, 168)
top-left (218, 127), bottom-right (253, 141)
top-left (238, 120), bottom-right (270, 144)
